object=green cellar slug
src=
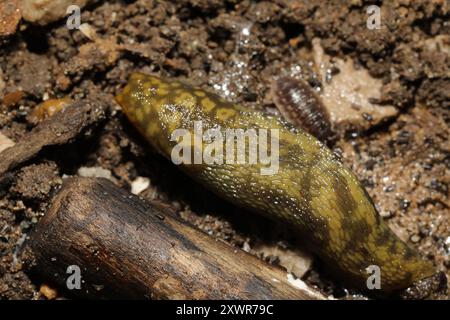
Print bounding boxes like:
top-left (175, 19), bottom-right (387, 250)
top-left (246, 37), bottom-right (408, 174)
top-left (116, 72), bottom-right (438, 296)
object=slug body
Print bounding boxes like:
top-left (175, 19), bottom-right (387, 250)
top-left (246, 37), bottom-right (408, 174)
top-left (116, 73), bottom-right (435, 294)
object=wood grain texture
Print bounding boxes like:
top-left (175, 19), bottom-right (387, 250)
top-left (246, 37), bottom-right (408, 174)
top-left (23, 177), bottom-right (325, 300)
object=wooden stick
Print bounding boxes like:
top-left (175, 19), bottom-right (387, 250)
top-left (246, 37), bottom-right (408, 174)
top-left (0, 98), bottom-right (107, 178)
top-left (22, 177), bottom-right (326, 300)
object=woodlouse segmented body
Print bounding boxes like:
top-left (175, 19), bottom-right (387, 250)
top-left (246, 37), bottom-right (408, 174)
top-left (271, 76), bottom-right (334, 144)
top-left (116, 72), bottom-right (436, 295)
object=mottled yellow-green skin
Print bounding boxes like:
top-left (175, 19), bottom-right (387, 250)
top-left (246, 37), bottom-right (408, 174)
top-left (116, 73), bottom-right (435, 293)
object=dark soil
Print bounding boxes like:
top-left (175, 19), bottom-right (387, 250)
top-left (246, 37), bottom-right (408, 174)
top-left (0, 0), bottom-right (448, 299)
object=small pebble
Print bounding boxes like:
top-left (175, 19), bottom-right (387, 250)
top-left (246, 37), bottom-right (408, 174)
top-left (77, 166), bottom-right (113, 180)
top-left (242, 241), bottom-right (251, 252)
top-left (39, 284), bottom-right (58, 300)
top-left (131, 176), bottom-right (150, 195)
top-left (92, 284), bottom-right (105, 291)
top-left (399, 198), bottom-right (410, 210)
top-left (362, 112), bottom-right (373, 122)
top-left (379, 210), bottom-right (393, 218)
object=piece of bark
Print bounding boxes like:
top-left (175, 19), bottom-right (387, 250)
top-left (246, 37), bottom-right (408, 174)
top-left (0, 98), bottom-right (107, 178)
top-left (22, 177), bottom-right (326, 300)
